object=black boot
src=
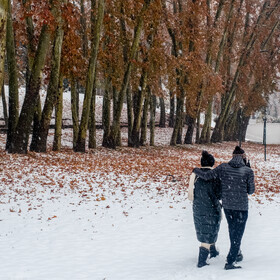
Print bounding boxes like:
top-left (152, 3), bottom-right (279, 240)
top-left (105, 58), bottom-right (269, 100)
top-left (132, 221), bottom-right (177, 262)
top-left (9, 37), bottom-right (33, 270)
top-left (236, 250), bottom-right (243, 262)
top-left (197, 247), bottom-right (209, 268)
top-left (210, 244), bottom-right (219, 258)
top-left (224, 263), bottom-right (242, 270)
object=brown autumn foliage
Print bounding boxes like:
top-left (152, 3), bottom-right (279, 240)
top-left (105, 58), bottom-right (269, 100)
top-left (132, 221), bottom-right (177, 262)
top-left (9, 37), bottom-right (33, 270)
top-left (2, 0), bottom-right (280, 153)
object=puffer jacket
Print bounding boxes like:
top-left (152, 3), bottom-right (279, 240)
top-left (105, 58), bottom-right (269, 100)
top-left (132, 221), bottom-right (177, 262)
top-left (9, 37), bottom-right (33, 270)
top-left (194, 155), bottom-right (255, 211)
top-left (193, 168), bottom-right (222, 243)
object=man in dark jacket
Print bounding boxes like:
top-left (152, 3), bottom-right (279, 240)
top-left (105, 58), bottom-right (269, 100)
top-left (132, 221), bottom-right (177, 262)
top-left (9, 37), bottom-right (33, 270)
top-left (193, 146), bottom-right (255, 270)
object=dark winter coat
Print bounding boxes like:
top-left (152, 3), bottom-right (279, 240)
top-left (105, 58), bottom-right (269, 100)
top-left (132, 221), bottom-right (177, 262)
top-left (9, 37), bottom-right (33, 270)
top-left (194, 155), bottom-right (255, 211)
top-left (193, 168), bottom-right (222, 244)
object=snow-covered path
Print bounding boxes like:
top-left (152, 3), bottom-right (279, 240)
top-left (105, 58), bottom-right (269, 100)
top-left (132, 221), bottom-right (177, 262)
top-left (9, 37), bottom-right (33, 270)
top-left (1, 182), bottom-right (280, 280)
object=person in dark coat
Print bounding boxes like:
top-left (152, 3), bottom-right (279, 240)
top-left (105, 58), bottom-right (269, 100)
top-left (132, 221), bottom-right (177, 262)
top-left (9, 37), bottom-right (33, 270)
top-left (193, 146), bottom-right (255, 270)
top-left (188, 151), bottom-right (222, 268)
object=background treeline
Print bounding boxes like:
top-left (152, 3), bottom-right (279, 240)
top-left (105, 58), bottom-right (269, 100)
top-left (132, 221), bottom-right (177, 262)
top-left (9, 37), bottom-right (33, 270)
top-left (0, 0), bottom-right (279, 153)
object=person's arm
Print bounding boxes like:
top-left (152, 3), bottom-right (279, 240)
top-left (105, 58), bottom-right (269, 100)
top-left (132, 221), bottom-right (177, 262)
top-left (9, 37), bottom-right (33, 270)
top-left (188, 172), bottom-right (196, 201)
top-left (247, 169), bottom-right (255, 195)
top-left (193, 165), bottom-right (221, 181)
top-left (214, 178), bottom-right (222, 200)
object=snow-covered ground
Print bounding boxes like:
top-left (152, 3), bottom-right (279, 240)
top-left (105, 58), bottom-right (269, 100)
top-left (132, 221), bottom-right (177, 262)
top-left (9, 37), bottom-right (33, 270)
top-left (1, 184), bottom-right (280, 280)
top-left (246, 121), bottom-right (280, 144)
top-left (0, 136), bottom-right (279, 280)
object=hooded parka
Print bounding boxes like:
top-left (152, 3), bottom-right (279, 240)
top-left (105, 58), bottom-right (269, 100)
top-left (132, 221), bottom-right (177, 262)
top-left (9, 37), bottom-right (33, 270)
top-left (193, 168), bottom-right (222, 244)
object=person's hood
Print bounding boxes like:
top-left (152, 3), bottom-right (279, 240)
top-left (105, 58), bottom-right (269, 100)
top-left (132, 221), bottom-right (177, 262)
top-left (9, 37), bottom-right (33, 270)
top-left (228, 155), bottom-right (246, 168)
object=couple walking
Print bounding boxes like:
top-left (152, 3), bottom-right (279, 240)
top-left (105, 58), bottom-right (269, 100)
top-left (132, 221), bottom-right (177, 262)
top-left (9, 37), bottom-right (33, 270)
top-left (188, 146), bottom-right (255, 270)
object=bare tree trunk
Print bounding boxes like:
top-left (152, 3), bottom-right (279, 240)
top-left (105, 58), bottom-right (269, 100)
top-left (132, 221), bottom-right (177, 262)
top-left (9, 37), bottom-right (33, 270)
top-left (169, 92), bottom-right (175, 127)
top-left (88, 0), bottom-right (98, 149)
top-left (170, 95), bottom-right (184, 145)
top-left (0, 0), bottom-right (8, 93)
top-left (159, 97), bottom-right (166, 128)
top-left (70, 76), bottom-right (79, 149)
top-left (195, 112), bottom-right (200, 144)
top-left (53, 75), bottom-right (63, 151)
top-left (0, 0), bottom-right (8, 126)
top-left (130, 69), bottom-right (148, 147)
top-left (5, 0), bottom-right (19, 151)
top-left (126, 86), bottom-right (133, 146)
top-left (102, 77), bottom-right (111, 147)
top-left (29, 97), bottom-right (41, 151)
top-left (184, 115), bottom-right (195, 144)
top-left (140, 92), bottom-right (149, 146)
top-left (176, 112), bottom-right (184, 145)
top-left (1, 83), bottom-right (8, 126)
top-left (200, 100), bottom-right (212, 143)
top-left (88, 79), bottom-right (96, 149)
top-left (80, 0), bottom-right (88, 57)
top-left (149, 89), bottom-right (156, 146)
top-left (224, 109), bottom-right (238, 141)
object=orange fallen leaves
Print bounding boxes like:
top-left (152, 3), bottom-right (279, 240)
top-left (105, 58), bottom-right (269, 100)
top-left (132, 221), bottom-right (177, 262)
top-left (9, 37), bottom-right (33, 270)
top-left (48, 216), bottom-right (57, 221)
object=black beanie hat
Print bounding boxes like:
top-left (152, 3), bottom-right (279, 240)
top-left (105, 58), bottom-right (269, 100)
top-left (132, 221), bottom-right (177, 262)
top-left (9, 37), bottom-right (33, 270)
top-left (233, 146), bottom-right (245, 155)
top-left (201, 150), bottom-right (215, 167)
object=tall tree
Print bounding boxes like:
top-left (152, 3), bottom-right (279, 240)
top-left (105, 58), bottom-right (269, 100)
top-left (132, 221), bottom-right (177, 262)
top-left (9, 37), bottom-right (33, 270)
top-left (103, 0), bottom-right (154, 148)
top-left (211, 0), bottom-right (280, 142)
top-left (9, 1), bottom-right (56, 153)
top-left (0, 0), bottom-right (8, 89)
top-left (5, 0), bottom-right (19, 151)
top-left (30, 0), bottom-right (64, 152)
top-left (75, 0), bottom-right (105, 152)
top-left (0, 0), bottom-right (8, 127)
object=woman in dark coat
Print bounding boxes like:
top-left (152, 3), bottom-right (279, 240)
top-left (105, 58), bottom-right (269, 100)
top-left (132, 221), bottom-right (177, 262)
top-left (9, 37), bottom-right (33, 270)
top-left (188, 151), bottom-right (222, 268)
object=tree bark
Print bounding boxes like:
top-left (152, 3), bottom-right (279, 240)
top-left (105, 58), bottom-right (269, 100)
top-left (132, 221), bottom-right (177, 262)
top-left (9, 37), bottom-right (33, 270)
top-left (140, 92), bottom-right (149, 146)
top-left (102, 77), bottom-right (111, 147)
top-left (1, 83), bottom-right (8, 126)
top-left (30, 10), bottom-right (64, 152)
top-left (170, 95), bottom-right (184, 145)
top-left (200, 100), bottom-right (212, 143)
top-left (0, 0), bottom-right (8, 127)
top-left (184, 115), bottom-right (195, 144)
top-left (5, 0), bottom-right (19, 151)
top-left (149, 90), bottom-right (156, 146)
top-left (169, 92), bottom-right (175, 127)
top-left (130, 68), bottom-right (148, 147)
top-left (0, 0), bottom-right (8, 93)
top-left (70, 76), bottom-right (79, 149)
top-left (88, 0), bottom-right (98, 149)
top-left (75, 0), bottom-right (105, 152)
top-left (159, 97), bottom-right (166, 128)
top-left (126, 86), bottom-right (133, 146)
top-left (224, 110), bottom-right (238, 141)
top-left (195, 112), bottom-right (200, 144)
top-left (88, 79), bottom-right (96, 149)
top-left (29, 97), bottom-right (42, 151)
top-left (80, 0), bottom-right (88, 57)
top-left (53, 75), bottom-right (63, 151)
top-left (22, 0), bottom-right (36, 91)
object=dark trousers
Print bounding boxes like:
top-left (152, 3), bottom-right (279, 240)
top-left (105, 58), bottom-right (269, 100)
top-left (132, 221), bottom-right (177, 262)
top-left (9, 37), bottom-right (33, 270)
top-left (224, 209), bottom-right (248, 265)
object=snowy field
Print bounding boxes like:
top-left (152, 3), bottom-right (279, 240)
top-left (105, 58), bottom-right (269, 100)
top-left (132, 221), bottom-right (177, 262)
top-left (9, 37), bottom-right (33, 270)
top-left (1, 90), bottom-right (280, 279)
top-left (0, 130), bottom-right (280, 280)
top-left (246, 120), bottom-right (280, 144)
